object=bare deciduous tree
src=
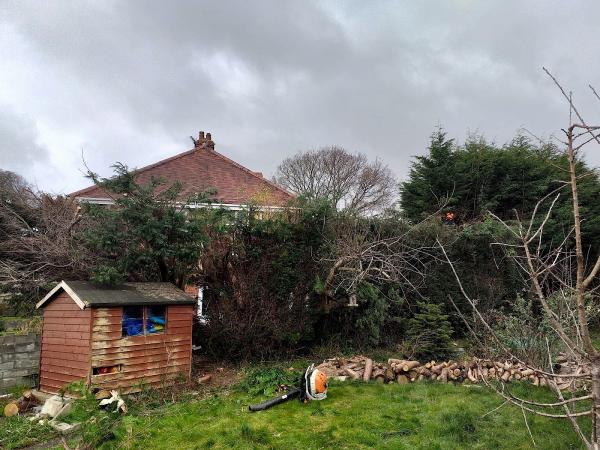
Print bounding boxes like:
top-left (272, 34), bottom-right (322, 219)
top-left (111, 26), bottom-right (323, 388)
top-left (321, 218), bottom-right (429, 308)
top-left (439, 69), bottom-right (600, 449)
top-left (0, 170), bottom-right (93, 311)
top-left (274, 146), bottom-right (396, 214)
top-left (321, 205), bottom-right (449, 311)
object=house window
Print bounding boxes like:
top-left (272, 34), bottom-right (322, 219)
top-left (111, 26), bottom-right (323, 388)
top-left (122, 305), bottom-right (167, 337)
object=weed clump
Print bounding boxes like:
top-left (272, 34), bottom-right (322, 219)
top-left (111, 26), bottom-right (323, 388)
top-left (237, 367), bottom-right (301, 396)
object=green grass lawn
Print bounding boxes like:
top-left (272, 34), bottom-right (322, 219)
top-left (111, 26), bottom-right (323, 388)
top-left (0, 415), bottom-right (56, 449)
top-left (100, 381), bottom-right (584, 450)
top-left (0, 379), bottom-right (588, 449)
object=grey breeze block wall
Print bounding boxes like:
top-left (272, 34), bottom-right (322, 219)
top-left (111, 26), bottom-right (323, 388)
top-left (0, 333), bottom-right (40, 393)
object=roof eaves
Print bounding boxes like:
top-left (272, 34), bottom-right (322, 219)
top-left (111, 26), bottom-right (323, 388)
top-left (36, 280), bottom-right (87, 310)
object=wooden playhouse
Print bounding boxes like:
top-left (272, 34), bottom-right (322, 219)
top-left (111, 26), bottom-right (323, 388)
top-left (36, 281), bottom-right (196, 394)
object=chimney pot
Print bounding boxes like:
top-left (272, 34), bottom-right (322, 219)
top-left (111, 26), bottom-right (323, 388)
top-left (195, 130), bottom-right (214, 150)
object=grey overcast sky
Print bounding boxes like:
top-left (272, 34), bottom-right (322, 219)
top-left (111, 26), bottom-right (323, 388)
top-left (1, 0), bottom-right (600, 194)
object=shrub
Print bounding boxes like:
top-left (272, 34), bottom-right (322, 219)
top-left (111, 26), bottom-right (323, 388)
top-left (237, 367), bottom-right (301, 396)
top-left (199, 202), bottom-right (330, 359)
top-left (322, 283), bottom-right (407, 349)
top-left (489, 296), bottom-right (560, 369)
top-left (406, 300), bottom-right (454, 360)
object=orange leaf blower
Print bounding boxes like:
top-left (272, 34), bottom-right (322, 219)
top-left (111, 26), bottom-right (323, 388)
top-left (248, 364), bottom-right (328, 412)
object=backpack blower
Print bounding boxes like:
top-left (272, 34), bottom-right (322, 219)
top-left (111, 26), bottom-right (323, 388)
top-left (248, 364), bottom-right (328, 412)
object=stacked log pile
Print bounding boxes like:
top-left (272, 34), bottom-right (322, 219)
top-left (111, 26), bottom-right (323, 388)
top-left (317, 356), bottom-right (393, 383)
top-left (554, 352), bottom-right (589, 391)
top-left (316, 355), bottom-right (585, 391)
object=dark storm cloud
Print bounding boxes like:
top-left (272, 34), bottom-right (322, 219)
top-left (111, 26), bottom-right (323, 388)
top-left (1, 0), bottom-right (599, 193)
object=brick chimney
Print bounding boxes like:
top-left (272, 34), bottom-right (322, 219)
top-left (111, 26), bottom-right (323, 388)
top-left (194, 130), bottom-right (214, 150)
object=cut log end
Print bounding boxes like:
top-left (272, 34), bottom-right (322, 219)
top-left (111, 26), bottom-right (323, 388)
top-left (4, 403), bottom-right (19, 417)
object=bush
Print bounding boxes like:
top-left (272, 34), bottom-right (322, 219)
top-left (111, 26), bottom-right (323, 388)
top-left (406, 300), bottom-right (454, 360)
top-left (413, 218), bottom-right (523, 334)
top-left (489, 296), bottom-right (560, 369)
top-left (199, 203), bottom-right (330, 360)
top-left (321, 283), bottom-right (407, 349)
top-left (237, 367), bottom-right (301, 396)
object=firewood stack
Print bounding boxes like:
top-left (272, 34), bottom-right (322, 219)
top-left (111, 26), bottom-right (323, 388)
top-left (316, 355), bottom-right (585, 391)
top-left (553, 352), bottom-right (589, 391)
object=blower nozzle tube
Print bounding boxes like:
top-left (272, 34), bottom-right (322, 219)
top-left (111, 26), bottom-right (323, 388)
top-left (248, 388), bottom-right (300, 412)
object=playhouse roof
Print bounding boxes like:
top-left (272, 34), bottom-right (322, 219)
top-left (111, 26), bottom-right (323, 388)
top-left (36, 280), bottom-right (196, 310)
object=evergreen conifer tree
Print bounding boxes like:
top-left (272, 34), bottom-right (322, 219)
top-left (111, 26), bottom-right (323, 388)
top-left (400, 129), bottom-right (456, 221)
top-left (406, 300), bottom-right (454, 360)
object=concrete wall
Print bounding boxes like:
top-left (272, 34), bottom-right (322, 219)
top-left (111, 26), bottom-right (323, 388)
top-left (0, 333), bottom-right (40, 393)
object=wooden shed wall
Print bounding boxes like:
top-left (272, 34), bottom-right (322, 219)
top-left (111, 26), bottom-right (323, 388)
top-left (90, 305), bottom-right (193, 392)
top-left (40, 292), bottom-right (91, 393)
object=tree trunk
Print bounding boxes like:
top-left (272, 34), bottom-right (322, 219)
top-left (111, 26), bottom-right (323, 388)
top-left (592, 361), bottom-right (600, 448)
top-left (567, 129), bottom-right (595, 356)
top-left (157, 257), bottom-right (170, 282)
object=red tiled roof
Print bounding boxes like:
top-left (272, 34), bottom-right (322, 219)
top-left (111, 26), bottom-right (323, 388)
top-left (70, 133), bottom-right (294, 206)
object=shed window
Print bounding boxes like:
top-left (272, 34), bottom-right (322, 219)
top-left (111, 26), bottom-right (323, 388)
top-left (122, 305), bottom-right (167, 337)
top-left (146, 306), bottom-right (166, 334)
top-left (122, 306), bottom-right (144, 336)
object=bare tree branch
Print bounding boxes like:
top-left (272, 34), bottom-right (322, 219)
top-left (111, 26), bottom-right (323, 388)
top-left (274, 146), bottom-right (396, 214)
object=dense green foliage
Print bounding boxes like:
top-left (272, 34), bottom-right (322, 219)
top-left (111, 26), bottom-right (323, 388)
top-left (199, 201), bottom-right (332, 359)
top-left (406, 300), bottom-right (454, 360)
top-left (420, 218), bottom-right (522, 327)
top-left (400, 130), bottom-right (456, 221)
top-left (319, 281), bottom-right (408, 349)
top-left (237, 367), bottom-right (302, 396)
top-left (400, 130), bottom-right (600, 251)
top-left (196, 193), bottom-right (535, 359)
top-left (397, 128), bottom-right (600, 351)
top-left (81, 163), bottom-right (209, 287)
top-left (199, 200), bottom-right (457, 359)
top-left (353, 283), bottom-right (403, 347)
